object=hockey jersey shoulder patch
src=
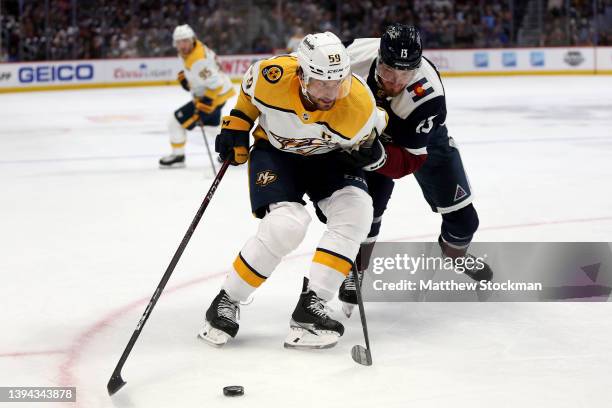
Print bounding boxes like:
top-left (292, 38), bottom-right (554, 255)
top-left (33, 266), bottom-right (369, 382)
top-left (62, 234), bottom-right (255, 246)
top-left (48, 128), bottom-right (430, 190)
top-left (390, 59), bottom-right (445, 120)
top-left (257, 56), bottom-right (296, 84)
top-left (262, 64), bottom-right (283, 84)
top-left (407, 78), bottom-right (435, 102)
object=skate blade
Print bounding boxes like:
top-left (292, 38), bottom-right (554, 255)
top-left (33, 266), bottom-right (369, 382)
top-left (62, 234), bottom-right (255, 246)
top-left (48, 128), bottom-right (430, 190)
top-left (159, 162), bottom-right (186, 169)
top-left (197, 322), bottom-right (231, 347)
top-left (283, 326), bottom-right (339, 349)
top-left (341, 302), bottom-right (355, 318)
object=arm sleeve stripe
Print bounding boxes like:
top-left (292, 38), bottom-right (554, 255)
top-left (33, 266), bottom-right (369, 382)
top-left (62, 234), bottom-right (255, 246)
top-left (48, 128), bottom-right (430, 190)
top-left (230, 109), bottom-right (255, 127)
top-left (222, 115), bottom-right (252, 132)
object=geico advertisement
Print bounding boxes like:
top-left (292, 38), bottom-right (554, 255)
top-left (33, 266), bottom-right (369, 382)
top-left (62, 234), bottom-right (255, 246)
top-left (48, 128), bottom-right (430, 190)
top-left (16, 63), bottom-right (94, 86)
top-left (0, 62), bottom-right (95, 87)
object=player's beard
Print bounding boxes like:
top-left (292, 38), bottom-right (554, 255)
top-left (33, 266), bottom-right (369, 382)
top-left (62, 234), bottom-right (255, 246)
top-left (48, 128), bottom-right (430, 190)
top-left (300, 90), bottom-right (336, 111)
top-left (312, 96), bottom-right (336, 111)
top-left (379, 80), bottom-right (407, 97)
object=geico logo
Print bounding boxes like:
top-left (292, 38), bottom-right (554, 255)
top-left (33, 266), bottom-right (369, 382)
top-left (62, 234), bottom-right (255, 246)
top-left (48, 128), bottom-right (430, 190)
top-left (18, 64), bottom-right (94, 83)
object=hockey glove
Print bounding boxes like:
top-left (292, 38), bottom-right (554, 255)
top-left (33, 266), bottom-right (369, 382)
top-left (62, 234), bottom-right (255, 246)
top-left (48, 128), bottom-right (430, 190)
top-left (215, 128), bottom-right (249, 165)
top-left (177, 70), bottom-right (190, 92)
top-left (336, 138), bottom-right (387, 171)
top-left (195, 96), bottom-right (217, 114)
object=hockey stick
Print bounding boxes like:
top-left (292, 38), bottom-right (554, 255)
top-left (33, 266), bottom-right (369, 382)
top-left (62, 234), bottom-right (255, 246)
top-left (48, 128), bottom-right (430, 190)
top-left (198, 121), bottom-right (217, 177)
top-left (107, 158), bottom-right (231, 396)
top-left (350, 263), bottom-right (373, 366)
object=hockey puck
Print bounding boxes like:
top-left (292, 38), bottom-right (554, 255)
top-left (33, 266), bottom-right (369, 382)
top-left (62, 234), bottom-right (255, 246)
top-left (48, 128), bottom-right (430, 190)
top-left (223, 386), bottom-right (244, 397)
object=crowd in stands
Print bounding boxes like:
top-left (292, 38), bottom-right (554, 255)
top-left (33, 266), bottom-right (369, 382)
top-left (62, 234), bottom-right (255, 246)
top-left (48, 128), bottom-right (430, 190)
top-left (544, 0), bottom-right (612, 45)
top-left (1, 0), bottom-right (610, 62)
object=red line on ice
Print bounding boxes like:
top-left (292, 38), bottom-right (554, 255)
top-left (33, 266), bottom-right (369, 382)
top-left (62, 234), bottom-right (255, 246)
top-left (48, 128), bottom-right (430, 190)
top-left (0, 349), bottom-right (66, 358)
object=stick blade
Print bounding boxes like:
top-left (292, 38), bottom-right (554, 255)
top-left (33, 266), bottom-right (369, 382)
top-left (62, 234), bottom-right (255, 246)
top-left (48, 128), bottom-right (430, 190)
top-left (351, 345), bottom-right (372, 366)
top-left (107, 373), bottom-right (127, 396)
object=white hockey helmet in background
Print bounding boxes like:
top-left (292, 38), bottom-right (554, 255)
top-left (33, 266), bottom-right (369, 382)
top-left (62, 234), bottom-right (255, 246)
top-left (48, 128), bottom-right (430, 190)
top-left (173, 24), bottom-right (196, 46)
top-left (296, 32), bottom-right (352, 101)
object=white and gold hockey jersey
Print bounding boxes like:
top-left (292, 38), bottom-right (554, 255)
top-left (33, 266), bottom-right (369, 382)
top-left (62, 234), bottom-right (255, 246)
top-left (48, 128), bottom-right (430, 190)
top-left (181, 40), bottom-right (235, 105)
top-left (221, 55), bottom-right (388, 156)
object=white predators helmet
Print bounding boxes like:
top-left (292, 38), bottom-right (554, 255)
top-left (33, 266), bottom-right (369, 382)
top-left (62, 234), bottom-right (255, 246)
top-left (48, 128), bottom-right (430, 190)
top-left (173, 24), bottom-right (196, 46)
top-left (296, 32), bottom-right (352, 100)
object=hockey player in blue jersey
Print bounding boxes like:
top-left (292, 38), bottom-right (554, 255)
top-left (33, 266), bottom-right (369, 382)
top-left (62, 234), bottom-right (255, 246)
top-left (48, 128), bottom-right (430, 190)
top-left (339, 24), bottom-right (493, 314)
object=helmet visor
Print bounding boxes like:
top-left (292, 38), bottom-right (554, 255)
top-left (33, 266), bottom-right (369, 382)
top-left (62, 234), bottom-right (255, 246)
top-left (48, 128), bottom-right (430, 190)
top-left (376, 61), bottom-right (418, 87)
top-left (305, 74), bottom-right (352, 102)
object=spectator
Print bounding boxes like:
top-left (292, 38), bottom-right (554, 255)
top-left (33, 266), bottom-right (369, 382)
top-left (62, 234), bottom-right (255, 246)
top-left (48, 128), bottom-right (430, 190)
top-left (1, 0), bottom-right (608, 60)
top-left (252, 34), bottom-right (273, 54)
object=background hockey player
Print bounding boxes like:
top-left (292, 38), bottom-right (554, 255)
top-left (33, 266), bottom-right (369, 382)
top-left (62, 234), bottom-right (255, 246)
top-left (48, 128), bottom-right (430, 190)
top-left (339, 24), bottom-right (492, 314)
top-left (159, 24), bottom-right (235, 168)
top-left (198, 32), bottom-right (387, 349)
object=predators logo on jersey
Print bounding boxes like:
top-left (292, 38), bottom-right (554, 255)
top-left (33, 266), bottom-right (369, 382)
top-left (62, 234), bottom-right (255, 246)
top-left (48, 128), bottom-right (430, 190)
top-left (262, 65), bottom-right (283, 84)
top-left (256, 170), bottom-right (278, 186)
top-left (269, 131), bottom-right (336, 156)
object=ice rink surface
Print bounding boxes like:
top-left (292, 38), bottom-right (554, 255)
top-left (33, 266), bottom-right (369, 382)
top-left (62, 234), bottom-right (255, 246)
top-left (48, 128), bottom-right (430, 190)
top-left (1, 76), bottom-right (612, 407)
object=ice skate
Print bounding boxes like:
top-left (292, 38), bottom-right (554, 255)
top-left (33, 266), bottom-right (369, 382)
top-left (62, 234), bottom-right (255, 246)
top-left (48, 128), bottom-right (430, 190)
top-left (284, 287), bottom-right (344, 349)
top-left (159, 154), bottom-right (185, 169)
top-left (198, 290), bottom-right (239, 347)
top-left (338, 269), bottom-right (363, 318)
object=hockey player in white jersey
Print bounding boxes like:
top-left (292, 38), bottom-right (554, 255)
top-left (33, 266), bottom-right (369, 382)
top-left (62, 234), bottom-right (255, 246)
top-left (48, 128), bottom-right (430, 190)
top-left (339, 24), bottom-right (492, 314)
top-left (197, 32), bottom-right (388, 349)
top-left (159, 24), bottom-right (236, 168)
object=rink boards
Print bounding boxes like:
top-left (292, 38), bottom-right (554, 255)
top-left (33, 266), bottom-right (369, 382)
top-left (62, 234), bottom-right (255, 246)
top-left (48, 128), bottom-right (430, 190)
top-left (1, 46), bottom-right (611, 93)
